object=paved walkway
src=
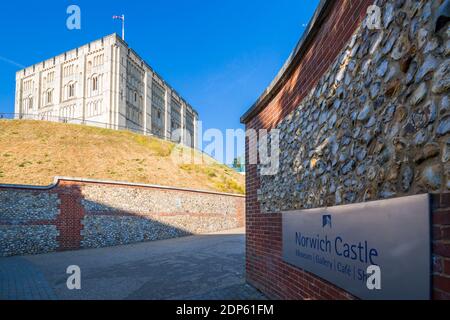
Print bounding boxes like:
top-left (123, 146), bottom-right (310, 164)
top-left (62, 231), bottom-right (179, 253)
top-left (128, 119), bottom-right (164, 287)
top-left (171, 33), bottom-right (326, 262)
top-left (0, 228), bottom-right (266, 300)
top-left (0, 257), bottom-right (57, 300)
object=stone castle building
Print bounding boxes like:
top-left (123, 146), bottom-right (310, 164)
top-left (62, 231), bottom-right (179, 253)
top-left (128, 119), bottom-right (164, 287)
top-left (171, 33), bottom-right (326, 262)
top-left (14, 33), bottom-right (198, 148)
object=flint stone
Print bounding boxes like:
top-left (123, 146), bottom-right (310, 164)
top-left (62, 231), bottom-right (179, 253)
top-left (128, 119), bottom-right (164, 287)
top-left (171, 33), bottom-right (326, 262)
top-left (415, 55), bottom-right (439, 82)
top-left (432, 60), bottom-right (450, 94)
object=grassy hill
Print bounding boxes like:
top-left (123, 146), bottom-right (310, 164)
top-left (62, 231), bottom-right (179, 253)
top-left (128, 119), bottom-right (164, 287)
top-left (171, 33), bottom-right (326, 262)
top-left (0, 120), bottom-right (245, 194)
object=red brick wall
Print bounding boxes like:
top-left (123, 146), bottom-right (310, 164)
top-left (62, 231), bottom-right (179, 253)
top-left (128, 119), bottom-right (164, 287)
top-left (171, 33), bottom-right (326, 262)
top-left (432, 194), bottom-right (450, 300)
top-left (245, 0), bottom-right (375, 132)
top-left (53, 181), bottom-right (85, 251)
top-left (243, 0), bottom-right (450, 300)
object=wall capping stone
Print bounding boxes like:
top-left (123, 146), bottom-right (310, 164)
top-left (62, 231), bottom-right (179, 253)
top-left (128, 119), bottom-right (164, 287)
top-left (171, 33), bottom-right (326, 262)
top-left (1, 177), bottom-right (245, 256)
top-left (0, 176), bottom-right (245, 198)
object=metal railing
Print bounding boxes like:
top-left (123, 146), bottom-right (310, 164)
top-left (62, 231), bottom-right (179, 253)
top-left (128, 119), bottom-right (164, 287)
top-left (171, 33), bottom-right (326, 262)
top-left (0, 112), bottom-right (161, 137)
top-left (0, 112), bottom-right (200, 150)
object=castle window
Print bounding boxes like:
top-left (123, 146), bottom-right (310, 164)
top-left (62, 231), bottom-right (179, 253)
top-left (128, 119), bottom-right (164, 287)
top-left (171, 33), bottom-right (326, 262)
top-left (68, 82), bottom-right (76, 98)
top-left (46, 90), bottom-right (53, 105)
top-left (26, 96), bottom-right (33, 111)
top-left (47, 72), bottom-right (54, 83)
top-left (92, 76), bottom-right (98, 92)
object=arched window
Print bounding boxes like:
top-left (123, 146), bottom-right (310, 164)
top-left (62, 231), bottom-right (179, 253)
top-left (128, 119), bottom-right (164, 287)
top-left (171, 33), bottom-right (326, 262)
top-left (25, 96), bottom-right (33, 112)
top-left (92, 76), bottom-right (98, 92)
top-left (134, 91), bottom-right (138, 102)
top-left (46, 89), bottom-right (53, 105)
top-left (68, 82), bottom-right (76, 98)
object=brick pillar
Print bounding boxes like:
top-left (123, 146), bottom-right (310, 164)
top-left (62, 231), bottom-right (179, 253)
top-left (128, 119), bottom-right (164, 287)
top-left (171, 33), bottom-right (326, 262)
top-left (236, 197), bottom-right (245, 228)
top-left (432, 194), bottom-right (450, 300)
top-left (55, 182), bottom-right (85, 251)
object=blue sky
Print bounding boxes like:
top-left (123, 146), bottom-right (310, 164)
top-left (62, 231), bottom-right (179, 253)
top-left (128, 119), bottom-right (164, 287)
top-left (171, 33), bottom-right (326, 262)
top-left (0, 0), bottom-right (319, 163)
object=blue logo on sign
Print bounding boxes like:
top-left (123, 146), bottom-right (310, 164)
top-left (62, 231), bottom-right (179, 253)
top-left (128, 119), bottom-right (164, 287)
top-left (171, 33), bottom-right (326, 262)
top-left (322, 215), bottom-right (332, 228)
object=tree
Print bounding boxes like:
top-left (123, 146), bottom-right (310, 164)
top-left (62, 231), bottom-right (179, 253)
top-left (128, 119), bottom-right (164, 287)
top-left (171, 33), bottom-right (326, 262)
top-left (232, 157), bottom-right (242, 169)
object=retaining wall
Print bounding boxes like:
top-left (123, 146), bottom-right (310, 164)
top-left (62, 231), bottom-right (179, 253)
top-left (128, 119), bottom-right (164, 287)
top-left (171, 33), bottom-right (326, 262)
top-left (0, 177), bottom-right (245, 256)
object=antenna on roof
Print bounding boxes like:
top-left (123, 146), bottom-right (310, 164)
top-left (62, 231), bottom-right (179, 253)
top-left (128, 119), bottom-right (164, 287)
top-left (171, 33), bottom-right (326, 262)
top-left (112, 14), bottom-right (125, 41)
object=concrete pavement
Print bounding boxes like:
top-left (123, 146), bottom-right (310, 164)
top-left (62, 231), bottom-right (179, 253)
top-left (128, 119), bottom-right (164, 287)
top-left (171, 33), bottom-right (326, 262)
top-left (0, 228), bottom-right (266, 300)
top-left (0, 257), bottom-right (57, 300)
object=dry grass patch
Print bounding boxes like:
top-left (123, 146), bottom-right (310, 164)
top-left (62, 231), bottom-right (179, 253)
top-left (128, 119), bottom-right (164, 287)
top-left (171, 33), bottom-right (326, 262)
top-left (0, 120), bottom-right (245, 194)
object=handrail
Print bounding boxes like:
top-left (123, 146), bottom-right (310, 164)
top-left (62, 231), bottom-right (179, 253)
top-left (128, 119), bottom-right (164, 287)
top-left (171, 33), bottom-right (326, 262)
top-left (0, 176), bottom-right (246, 197)
top-left (0, 112), bottom-right (156, 136)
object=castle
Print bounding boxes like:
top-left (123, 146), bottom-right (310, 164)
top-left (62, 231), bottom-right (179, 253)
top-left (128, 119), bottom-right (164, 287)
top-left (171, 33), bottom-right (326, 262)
top-left (14, 33), bottom-right (198, 148)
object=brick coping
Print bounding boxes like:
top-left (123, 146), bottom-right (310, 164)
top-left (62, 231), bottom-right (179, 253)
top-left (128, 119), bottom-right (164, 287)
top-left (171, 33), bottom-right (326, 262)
top-left (0, 176), bottom-right (246, 198)
top-left (240, 0), bottom-right (331, 124)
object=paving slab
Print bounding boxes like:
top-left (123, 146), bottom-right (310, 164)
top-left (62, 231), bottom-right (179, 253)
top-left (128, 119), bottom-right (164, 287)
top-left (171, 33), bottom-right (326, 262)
top-left (0, 257), bottom-right (57, 300)
top-left (0, 228), bottom-right (266, 300)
